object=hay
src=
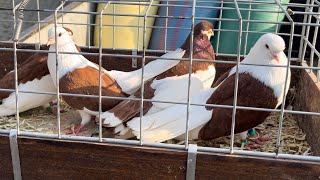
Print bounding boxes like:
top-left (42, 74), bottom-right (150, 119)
top-left (182, 112), bottom-right (312, 155)
top-left (0, 101), bottom-right (312, 155)
top-left (0, 101), bottom-right (98, 136)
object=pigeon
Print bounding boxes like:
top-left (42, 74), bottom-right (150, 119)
top-left (0, 27), bottom-right (79, 117)
top-left (126, 33), bottom-right (291, 143)
top-left (46, 26), bottom-right (185, 135)
top-left (98, 21), bottom-right (216, 135)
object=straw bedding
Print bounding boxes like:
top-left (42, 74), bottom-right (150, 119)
top-left (0, 95), bottom-right (312, 156)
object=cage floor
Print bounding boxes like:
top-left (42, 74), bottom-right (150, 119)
top-left (0, 100), bottom-right (312, 156)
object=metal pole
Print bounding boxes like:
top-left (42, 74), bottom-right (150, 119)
top-left (98, 2), bottom-right (111, 142)
top-left (54, 1), bottom-right (66, 139)
top-left (274, 0), bottom-right (294, 157)
top-left (184, 0), bottom-right (196, 150)
top-left (139, 0), bottom-right (154, 145)
top-left (229, 0), bottom-right (243, 154)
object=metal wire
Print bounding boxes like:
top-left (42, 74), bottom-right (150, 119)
top-left (301, 0), bottom-right (315, 62)
top-left (164, 0), bottom-right (169, 52)
top-left (3, 14), bottom-right (320, 29)
top-left (310, 5), bottom-right (320, 74)
top-left (54, 1), bottom-right (66, 139)
top-left (0, 0), bottom-right (319, 163)
top-left (12, 0), bottom-right (19, 134)
top-left (274, 0), bottom-right (295, 156)
top-left (229, 0), bottom-right (243, 154)
top-left (139, 0), bottom-right (154, 146)
top-left (184, 0), bottom-right (196, 150)
top-left (243, 0), bottom-right (252, 56)
top-left (98, 2), bottom-right (111, 143)
top-left (36, 0), bottom-right (41, 48)
top-left (0, 129), bottom-right (319, 163)
top-left (215, 1), bottom-right (223, 55)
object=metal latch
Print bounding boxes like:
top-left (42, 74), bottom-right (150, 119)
top-left (186, 144), bottom-right (197, 180)
top-left (9, 129), bottom-right (22, 180)
top-left (132, 49), bottom-right (138, 68)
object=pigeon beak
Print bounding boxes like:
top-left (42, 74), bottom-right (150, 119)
top-left (46, 38), bottom-right (55, 46)
top-left (209, 29), bottom-right (214, 37)
top-left (272, 53), bottom-right (280, 63)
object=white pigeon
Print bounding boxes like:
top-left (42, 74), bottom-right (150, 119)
top-left (126, 33), bottom-right (291, 143)
top-left (97, 21), bottom-right (216, 136)
top-left (46, 26), bottom-right (185, 135)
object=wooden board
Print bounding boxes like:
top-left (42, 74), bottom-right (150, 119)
top-left (196, 152), bottom-right (320, 179)
top-left (295, 63), bottom-right (320, 156)
top-left (0, 134), bottom-right (13, 179)
top-left (0, 136), bottom-right (320, 179)
top-left (17, 137), bottom-right (187, 179)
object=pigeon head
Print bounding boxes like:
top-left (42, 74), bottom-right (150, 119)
top-left (46, 26), bottom-right (74, 47)
top-left (250, 33), bottom-right (286, 64)
top-left (194, 21), bottom-right (214, 40)
top-left (180, 21), bottom-right (214, 50)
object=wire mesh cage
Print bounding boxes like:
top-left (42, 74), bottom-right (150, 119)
top-left (0, 0), bottom-right (320, 178)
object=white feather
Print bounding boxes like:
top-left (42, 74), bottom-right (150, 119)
top-left (229, 52), bottom-right (290, 107)
top-left (107, 48), bottom-right (186, 94)
top-left (47, 44), bottom-right (99, 86)
top-left (130, 88), bottom-right (216, 142)
top-left (0, 75), bottom-right (56, 116)
top-left (123, 66), bottom-right (215, 131)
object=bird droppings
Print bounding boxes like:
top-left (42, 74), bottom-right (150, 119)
top-left (0, 101), bottom-right (312, 155)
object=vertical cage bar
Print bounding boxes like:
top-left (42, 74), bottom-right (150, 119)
top-left (315, 0), bottom-right (320, 81)
top-left (54, 2), bottom-right (66, 139)
top-left (301, 0), bottom-right (314, 63)
top-left (275, 0), bottom-right (281, 33)
top-left (274, 0), bottom-right (294, 156)
top-left (310, 3), bottom-right (319, 69)
top-left (87, 2), bottom-right (91, 48)
top-left (317, 56), bottom-right (320, 81)
top-left (61, 0), bottom-right (64, 26)
top-left (164, 0), bottom-right (169, 52)
top-left (98, 2), bottom-right (111, 142)
top-left (137, 2), bottom-right (141, 51)
top-left (243, 0), bottom-right (252, 56)
top-left (13, 41), bottom-right (19, 133)
top-left (12, 0), bottom-right (15, 30)
top-left (36, 0), bottom-right (41, 46)
top-left (298, 0), bottom-right (311, 60)
top-left (184, 0), bottom-right (196, 149)
top-left (215, 1), bottom-right (224, 55)
top-left (113, 3), bottom-right (116, 49)
top-left (229, 0), bottom-right (243, 154)
top-left (139, 0), bottom-right (153, 145)
top-left (12, 0), bottom-right (31, 134)
top-left (11, 0), bottom-right (19, 133)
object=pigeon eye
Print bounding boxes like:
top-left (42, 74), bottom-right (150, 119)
top-left (265, 44), bottom-right (269, 49)
top-left (58, 33), bottom-right (62, 37)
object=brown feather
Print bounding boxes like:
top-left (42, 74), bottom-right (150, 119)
top-left (60, 66), bottom-right (127, 111)
top-left (199, 73), bottom-right (278, 140)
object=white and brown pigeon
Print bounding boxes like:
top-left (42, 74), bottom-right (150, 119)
top-left (98, 21), bottom-right (216, 135)
top-left (125, 33), bottom-right (291, 143)
top-left (0, 27), bottom-right (78, 117)
top-left (46, 26), bottom-right (186, 135)
top-left (0, 52), bottom-right (56, 116)
top-left (0, 27), bottom-right (91, 118)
